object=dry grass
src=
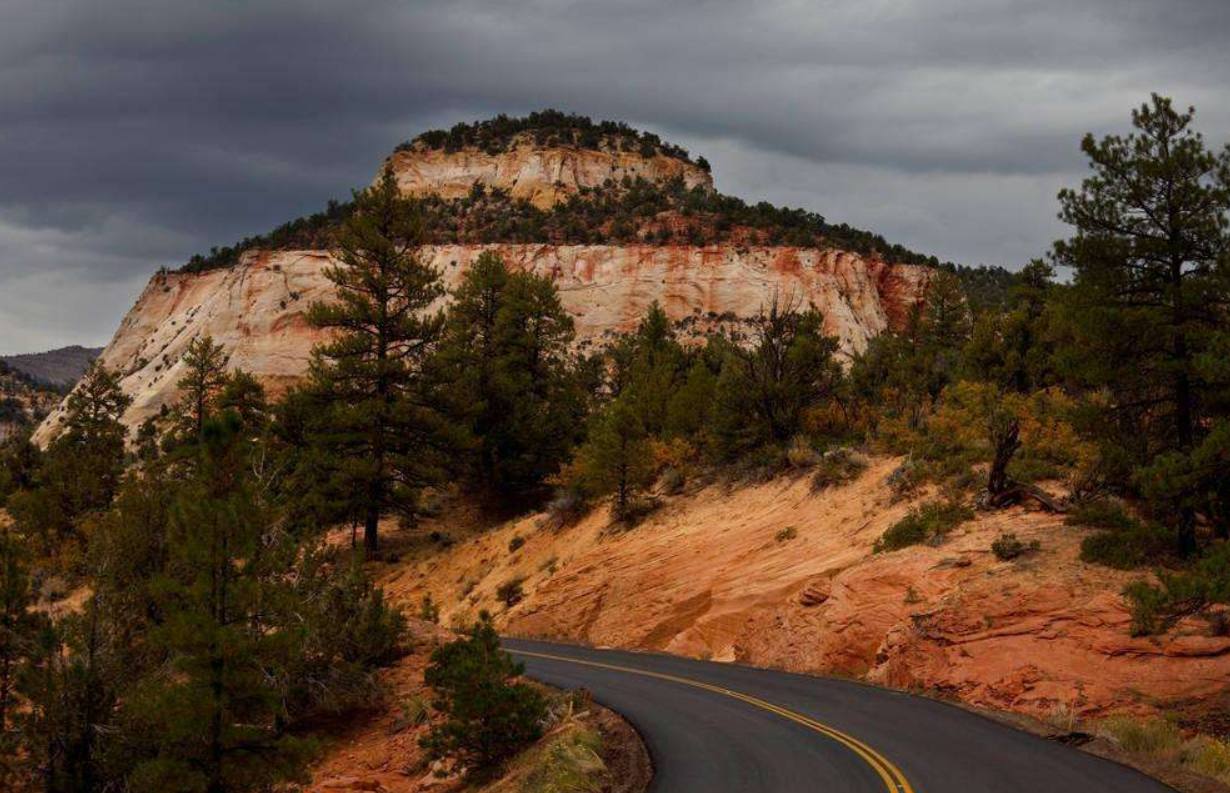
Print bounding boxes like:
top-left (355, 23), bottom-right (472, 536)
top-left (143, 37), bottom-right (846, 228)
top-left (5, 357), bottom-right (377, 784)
top-left (484, 721), bottom-right (607, 793)
top-left (1098, 716), bottom-right (1230, 787)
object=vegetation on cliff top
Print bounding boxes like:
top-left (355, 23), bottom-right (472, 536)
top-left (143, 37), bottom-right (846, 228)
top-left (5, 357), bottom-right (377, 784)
top-left (396, 109), bottom-right (701, 166)
top-left (177, 109), bottom-right (964, 275)
top-left (180, 173), bottom-right (958, 274)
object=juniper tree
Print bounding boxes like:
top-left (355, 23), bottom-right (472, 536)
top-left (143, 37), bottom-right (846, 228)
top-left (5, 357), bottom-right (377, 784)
top-left (713, 296), bottom-right (841, 454)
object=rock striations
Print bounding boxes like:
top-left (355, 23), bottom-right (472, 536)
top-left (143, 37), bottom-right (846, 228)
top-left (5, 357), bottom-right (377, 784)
top-left (35, 124), bottom-right (930, 443)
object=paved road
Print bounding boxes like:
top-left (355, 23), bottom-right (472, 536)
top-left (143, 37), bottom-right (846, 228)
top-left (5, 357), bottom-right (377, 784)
top-left (504, 638), bottom-right (1175, 793)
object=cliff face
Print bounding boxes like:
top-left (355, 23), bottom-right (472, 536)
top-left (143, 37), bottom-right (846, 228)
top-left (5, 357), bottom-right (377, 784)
top-left (34, 244), bottom-right (927, 443)
top-left (385, 140), bottom-right (712, 208)
top-left (36, 137), bottom-right (929, 443)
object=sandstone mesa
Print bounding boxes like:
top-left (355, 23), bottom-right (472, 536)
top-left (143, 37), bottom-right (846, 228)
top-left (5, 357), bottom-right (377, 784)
top-left (35, 140), bottom-right (928, 442)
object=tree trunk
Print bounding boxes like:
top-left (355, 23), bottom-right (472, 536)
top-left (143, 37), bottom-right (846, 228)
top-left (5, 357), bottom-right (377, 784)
top-left (1173, 275), bottom-right (1197, 557)
top-left (987, 419), bottom-right (1021, 496)
top-left (364, 494), bottom-right (381, 556)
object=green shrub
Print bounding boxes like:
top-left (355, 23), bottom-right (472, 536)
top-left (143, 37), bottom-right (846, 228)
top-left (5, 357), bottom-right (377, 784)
top-left (1065, 499), bottom-right (1137, 531)
top-left (1006, 453), bottom-right (1062, 484)
top-left (398, 695), bottom-right (429, 730)
top-left (991, 533), bottom-right (1040, 561)
top-left (884, 460), bottom-right (923, 500)
top-left (875, 501), bottom-right (974, 553)
top-left (509, 535), bottom-right (526, 553)
top-left (497, 578), bottom-right (526, 608)
top-left (1123, 580), bottom-right (1170, 636)
top-left (314, 562), bottom-right (408, 667)
top-left (420, 593), bottom-right (440, 624)
top-left (421, 615), bottom-right (547, 778)
top-left (810, 448), bottom-right (869, 492)
top-left (775, 526), bottom-right (798, 543)
top-left (1122, 544), bottom-right (1230, 634)
top-left (1079, 522), bottom-right (1175, 570)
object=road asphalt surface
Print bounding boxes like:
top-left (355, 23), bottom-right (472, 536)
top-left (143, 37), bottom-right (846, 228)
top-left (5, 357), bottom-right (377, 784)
top-left (504, 638), bottom-right (1175, 793)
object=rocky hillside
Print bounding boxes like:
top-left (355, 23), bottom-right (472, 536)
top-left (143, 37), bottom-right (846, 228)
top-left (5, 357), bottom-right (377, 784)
top-left (380, 460), bottom-right (1230, 727)
top-left (1, 345), bottom-right (101, 387)
top-left (0, 362), bottom-right (60, 444)
top-left (36, 113), bottom-right (935, 443)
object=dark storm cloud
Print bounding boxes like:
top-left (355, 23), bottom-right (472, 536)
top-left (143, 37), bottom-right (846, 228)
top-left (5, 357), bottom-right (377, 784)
top-left (1, 0), bottom-right (1228, 353)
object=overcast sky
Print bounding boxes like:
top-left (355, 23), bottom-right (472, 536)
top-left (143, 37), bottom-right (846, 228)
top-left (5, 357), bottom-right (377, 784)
top-left (2, 0), bottom-right (1228, 355)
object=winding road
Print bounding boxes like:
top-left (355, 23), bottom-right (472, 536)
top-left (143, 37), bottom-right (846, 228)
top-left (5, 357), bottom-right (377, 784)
top-left (504, 638), bottom-right (1175, 793)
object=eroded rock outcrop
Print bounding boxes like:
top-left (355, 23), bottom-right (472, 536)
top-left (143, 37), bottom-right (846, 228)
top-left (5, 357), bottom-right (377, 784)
top-left (36, 138), bottom-right (928, 443)
top-left (385, 460), bottom-right (1230, 723)
top-left (35, 243), bottom-right (926, 443)
top-left (386, 139), bottom-right (712, 208)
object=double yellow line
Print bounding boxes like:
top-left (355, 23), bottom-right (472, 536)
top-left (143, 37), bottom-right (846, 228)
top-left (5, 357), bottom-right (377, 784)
top-left (510, 648), bottom-right (913, 793)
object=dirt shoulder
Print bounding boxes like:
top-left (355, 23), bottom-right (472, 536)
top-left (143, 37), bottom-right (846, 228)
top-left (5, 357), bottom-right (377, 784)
top-left (302, 620), bottom-right (652, 793)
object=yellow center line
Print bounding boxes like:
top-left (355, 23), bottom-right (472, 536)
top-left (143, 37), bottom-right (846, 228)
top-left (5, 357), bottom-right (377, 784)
top-left (510, 648), bottom-right (914, 793)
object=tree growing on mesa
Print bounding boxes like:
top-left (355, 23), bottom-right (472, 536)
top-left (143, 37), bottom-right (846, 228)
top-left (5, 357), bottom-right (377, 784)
top-left (1055, 95), bottom-right (1230, 555)
top-left (174, 335), bottom-right (228, 441)
top-left (308, 168), bottom-right (451, 555)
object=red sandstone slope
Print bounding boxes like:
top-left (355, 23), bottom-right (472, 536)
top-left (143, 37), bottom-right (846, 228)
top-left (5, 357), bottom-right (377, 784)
top-left (379, 459), bottom-right (1230, 725)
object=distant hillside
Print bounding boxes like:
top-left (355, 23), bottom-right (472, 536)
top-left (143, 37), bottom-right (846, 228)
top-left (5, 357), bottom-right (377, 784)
top-left (0, 361), bottom-right (63, 443)
top-left (0, 345), bottom-right (102, 387)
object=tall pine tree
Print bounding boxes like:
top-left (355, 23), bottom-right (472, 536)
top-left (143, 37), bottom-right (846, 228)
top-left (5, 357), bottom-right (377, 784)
top-left (1056, 95), bottom-right (1230, 555)
top-left (437, 252), bottom-right (582, 501)
top-left (308, 168), bottom-right (451, 554)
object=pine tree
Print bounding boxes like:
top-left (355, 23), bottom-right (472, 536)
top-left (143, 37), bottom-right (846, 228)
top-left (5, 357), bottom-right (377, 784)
top-left (18, 593), bottom-right (123, 793)
top-left (437, 252), bottom-right (581, 500)
top-left (125, 415), bottom-right (310, 793)
top-left (307, 168), bottom-right (450, 554)
top-left (1055, 95), bottom-right (1230, 555)
top-left (915, 269), bottom-right (973, 406)
top-left (963, 260), bottom-right (1057, 393)
top-left (175, 336), bottom-right (229, 441)
top-left (0, 527), bottom-right (46, 788)
top-left (216, 370), bottom-right (268, 436)
top-left (577, 396), bottom-right (654, 519)
top-left (621, 302), bottom-right (686, 437)
top-left (8, 364), bottom-right (131, 554)
top-left (421, 614), bottom-right (545, 778)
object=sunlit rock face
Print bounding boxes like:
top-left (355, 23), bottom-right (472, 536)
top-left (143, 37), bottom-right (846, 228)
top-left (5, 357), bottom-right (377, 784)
top-left (385, 139), bottom-right (713, 208)
top-left (35, 140), bottom-right (929, 443)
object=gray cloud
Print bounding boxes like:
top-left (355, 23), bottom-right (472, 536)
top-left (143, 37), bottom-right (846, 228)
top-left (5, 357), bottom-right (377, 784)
top-left (1, 0), bottom-right (1228, 354)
